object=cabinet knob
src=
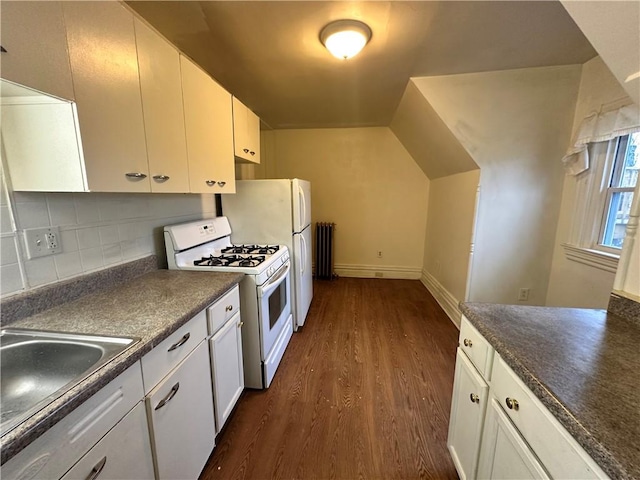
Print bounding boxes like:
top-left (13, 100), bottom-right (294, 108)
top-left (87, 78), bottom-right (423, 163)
top-left (153, 175), bottom-right (170, 182)
top-left (243, 148), bottom-right (250, 154)
top-left (463, 338), bottom-right (473, 347)
top-left (125, 172), bottom-right (147, 180)
top-left (225, 305), bottom-right (233, 312)
top-left (206, 180), bottom-right (216, 186)
top-left (250, 151), bottom-right (255, 156)
top-left (218, 181), bottom-right (226, 187)
top-left (469, 393), bottom-right (480, 404)
top-left (505, 397), bottom-right (520, 411)
top-left (238, 321), bottom-right (244, 328)
top-left (85, 456), bottom-right (107, 480)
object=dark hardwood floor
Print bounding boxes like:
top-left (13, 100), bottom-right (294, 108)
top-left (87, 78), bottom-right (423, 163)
top-left (201, 278), bottom-right (460, 480)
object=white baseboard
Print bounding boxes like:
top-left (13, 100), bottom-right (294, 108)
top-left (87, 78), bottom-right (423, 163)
top-left (333, 263), bottom-right (422, 280)
top-left (420, 269), bottom-right (462, 329)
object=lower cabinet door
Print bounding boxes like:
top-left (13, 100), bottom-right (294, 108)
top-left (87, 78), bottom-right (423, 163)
top-left (61, 402), bottom-right (154, 480)
top-left (210, 311), bottom-right (244, 433)
top-left (477, 398), bottom-right (550, 479)
top-left (448, 348), bottom-right (489, 480)
top-left (146, 340), bottom-right (216, 480)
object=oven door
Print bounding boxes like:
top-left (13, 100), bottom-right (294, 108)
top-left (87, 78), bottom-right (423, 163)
top-left (257, 260), bottom-right (291, 359)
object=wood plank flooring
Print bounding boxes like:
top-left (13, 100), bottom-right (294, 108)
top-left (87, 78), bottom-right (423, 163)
top-left (200, 278), bottom-right (460, 480)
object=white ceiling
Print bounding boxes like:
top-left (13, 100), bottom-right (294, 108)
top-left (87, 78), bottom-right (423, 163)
top-left (127, 1), bottom-right (597, 129)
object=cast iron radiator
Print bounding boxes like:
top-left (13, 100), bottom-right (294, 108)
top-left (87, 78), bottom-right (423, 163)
top-left (315, 222), bottom-right (335, 280)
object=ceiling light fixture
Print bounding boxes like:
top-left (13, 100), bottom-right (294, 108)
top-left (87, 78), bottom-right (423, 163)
top-left (320, 19), bottom-right (372, 60)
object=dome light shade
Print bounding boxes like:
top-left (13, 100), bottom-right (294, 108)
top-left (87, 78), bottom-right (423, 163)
top-left (320, 20), bottom-right (372, 59)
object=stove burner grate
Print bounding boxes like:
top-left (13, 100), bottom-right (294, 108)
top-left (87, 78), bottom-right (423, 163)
top-left (222, 244), bottom-right (280, 255)
top-left (193, 253), bottom-right (266, 267)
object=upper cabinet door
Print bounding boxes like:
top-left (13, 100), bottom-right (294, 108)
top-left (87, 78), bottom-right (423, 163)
top-left (134, 19), bottom-right (189, 193)
top-left (181, 56), bottom-right (235, 194)
top-left (0, 2), bottom-right (75, 101)
top-left (63, 2), bottom-right (150, 193)
top-left (232, 97), bottom-right (261, 164)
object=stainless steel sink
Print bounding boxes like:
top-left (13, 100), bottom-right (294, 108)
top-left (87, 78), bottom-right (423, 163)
top-left (0, 328), bottom-right (139, 436)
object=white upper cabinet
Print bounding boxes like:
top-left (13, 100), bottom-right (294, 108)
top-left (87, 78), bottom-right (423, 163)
top-left (134, 18), bottom-right (190, 193)
top-left (181, 55), bottom-right (235, 194)
top-left (232, 97), bottom-right (261, 164)
top-left (0, 1), bottom-right (75, 101)
top-left (63, 1), bottom-right (150, 193)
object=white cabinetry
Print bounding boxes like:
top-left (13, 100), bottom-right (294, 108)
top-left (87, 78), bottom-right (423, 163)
top-left (448, 316), bottom-right (608, 480)
top-left (448, 349), bottom-right (489, 480)
top-left (2, 362), bottom-right (149, 480)
top-left (142, 310), bottom-right (215, 480)
top-left (61, 402), bottom-right (155, 480)
top-left (478, 398), bottom-right (549, 479)
top-left (146, 341), bottom-right (215, 480)
top-left (0, 1), bottom-right (75, 101)
top-left (207, 286), bottom-right (244, 433)
top-left (63, 1), bottom-right (150, 193)
top-left (232, 97), bottom-right (261, 164)
top-left (134, 18), bottom-right (190, 193)
top-left (181, 56), bottom-right (235, 194)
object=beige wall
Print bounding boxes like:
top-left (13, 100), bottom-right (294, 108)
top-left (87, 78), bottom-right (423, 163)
top-left (266, 127), bottom-right (429, 278)
top-left (414, 65), bottom-right (581, 305)
top-left (422, 170), bottom-right (480, 309)
top-left (546, 57), bottom-right (631, 308)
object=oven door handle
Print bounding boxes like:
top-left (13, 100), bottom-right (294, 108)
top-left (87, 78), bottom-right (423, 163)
top-left (260, 262), bottom-right (290, 297)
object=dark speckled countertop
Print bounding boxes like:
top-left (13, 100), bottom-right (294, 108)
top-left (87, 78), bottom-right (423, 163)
top-left (460, 303), bottom-right (640, 480)
top-left (1, 269), bottom-right (243, 465)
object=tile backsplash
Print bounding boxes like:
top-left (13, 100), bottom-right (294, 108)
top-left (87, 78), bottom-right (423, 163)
top-left (0, 167), bottom-right (216, 297)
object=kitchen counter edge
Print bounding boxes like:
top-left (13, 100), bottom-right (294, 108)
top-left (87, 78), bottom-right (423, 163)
top-left (0, 269), bottom-right (244, 465)
top-left (459, 302), bottom-right (637, 480)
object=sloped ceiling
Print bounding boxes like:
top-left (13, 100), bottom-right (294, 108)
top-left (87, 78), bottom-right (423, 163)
top-left (389, 80), bottom-right (478, 179)
top-left (127, 1), bottom-right (596, 129)
top-left (560, 1), bottom-right (640, 106)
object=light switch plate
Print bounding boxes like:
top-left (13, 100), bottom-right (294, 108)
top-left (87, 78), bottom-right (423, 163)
top-left (24, 226), bottom-right (62, 259)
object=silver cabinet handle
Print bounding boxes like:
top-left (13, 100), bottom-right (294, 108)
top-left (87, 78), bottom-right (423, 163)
top-left (155, 382), bottom-right (180, 410)
top-left (463, 338), bottom-right (473, 347)
top-left (206, 180), bottom-right (216, 186)
top-left (167, 332), bottom-right (190, 352)
top-left (125, 172), bottom-right (147, 179)
top-left (469, 393), bottom-right (480, 404)
top-left (225, 305), bottom-right (233, 312)
top-left (238, 321), bottom-right (244, 328)
top-left (85, 456), bottom-right (107, 480)
top-left (217, 181), bottom-right (226, 187)
top-left (153, 175), bottom-right (170, 182)
top-left (505, 397), bottom-right (520, 411)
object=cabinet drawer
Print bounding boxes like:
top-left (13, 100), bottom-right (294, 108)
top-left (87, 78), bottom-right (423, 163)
top-left (2, 362), bottom-right (144, 480)
top-left (459, 316), bottom-right (494, 379)
top-left (207, 285), bottom-right (240, 335)
top-left (141, 310), bottom-right (207, 394)
top-left (61, 402), bottom-right (154, 480)
top-left (491, 355), bottom-right (607, 479)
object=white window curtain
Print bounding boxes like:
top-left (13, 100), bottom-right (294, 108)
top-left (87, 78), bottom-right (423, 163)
top-left (562, 101), bottom-right (640, 176)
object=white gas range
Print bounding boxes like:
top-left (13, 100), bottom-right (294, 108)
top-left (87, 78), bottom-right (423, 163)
top-left (164, 217), bottom-right (293, 389)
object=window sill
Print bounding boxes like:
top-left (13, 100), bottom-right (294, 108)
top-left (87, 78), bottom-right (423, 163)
top-left (561, 243), bottom-right (619, 273)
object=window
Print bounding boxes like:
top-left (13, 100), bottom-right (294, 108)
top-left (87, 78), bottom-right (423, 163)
top-left (563, 132), bottom-right (639, 272)
top-left (599, 132), bottom-right (639, 249)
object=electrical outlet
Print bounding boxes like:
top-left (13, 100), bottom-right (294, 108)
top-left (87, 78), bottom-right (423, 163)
top-left (377, 251), bottom-right (382, 258)
top-left (24, 226), bottom-right (62, 259)
top-left (518, 288), bottom-right (530, 302)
